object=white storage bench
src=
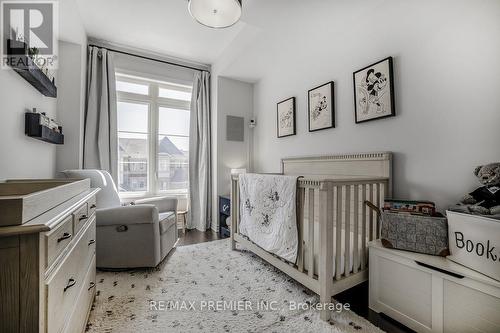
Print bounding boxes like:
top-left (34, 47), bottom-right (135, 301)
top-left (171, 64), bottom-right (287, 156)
top-left (447, 211), bottom-right (500, 282)
top-left (369, 240), bottom-right (500, 333)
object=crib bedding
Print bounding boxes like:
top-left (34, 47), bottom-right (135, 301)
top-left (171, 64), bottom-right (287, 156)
top-left (238, 173), bottom-right (299, 262)
top-left (238, 173), bottom-right (366, 275)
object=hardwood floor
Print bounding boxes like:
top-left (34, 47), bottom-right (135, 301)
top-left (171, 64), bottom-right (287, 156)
top-left (175, 230), bottom-right (413, 333)
top-left (176, 228), bottom-right (223, 247)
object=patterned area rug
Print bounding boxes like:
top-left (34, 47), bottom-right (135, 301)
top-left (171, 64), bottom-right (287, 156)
top-left (86, 239), bottom-right (384, 333)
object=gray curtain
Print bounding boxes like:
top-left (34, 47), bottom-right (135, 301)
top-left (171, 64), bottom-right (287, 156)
top-left (83, 46), bottom-right (118, 181)
top-left (188, 71), bottom-right (212, 231)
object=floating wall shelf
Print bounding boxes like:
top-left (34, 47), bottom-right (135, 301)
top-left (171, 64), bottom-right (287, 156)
top-left (25, 113), bottom-right (64, 145)
top-left (6, 39), bottom-right (57, 98)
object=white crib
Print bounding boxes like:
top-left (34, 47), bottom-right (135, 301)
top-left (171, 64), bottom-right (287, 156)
top-left (230, 152), bottom-right (392, 321)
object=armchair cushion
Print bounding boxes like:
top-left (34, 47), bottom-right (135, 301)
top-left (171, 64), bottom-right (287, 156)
top-left (63, 169), bottom-right (121, 208)
top-left (159, 211), bottom-right (176, 234)
top-left (96, 205), bottom-right (159, 227)
top-left (159, 211), bottom-right (175, 221)
top-left (134, 196), bottom-right (178, 213)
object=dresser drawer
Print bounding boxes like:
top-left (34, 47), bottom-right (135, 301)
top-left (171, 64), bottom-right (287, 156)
top-left (46, 219), bottom-right (96, 333)
top-left (88, 196), bottom-right (97, 217)
top-left (63, 255), bottom-right (96, 333)
top-left (46, 247), bottom-right (79, 333)
top-left (78, 217), bottom-right (96, 280)
top-left (71, 219), bottom-right (96, 293)
top-left (45, 215), bottom-right (74, 268)
top-left (73, 203), bottom-right (89, 235)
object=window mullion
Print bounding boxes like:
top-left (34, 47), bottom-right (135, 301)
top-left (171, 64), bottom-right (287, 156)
top-left (150, 83), bottom-right (160, 195)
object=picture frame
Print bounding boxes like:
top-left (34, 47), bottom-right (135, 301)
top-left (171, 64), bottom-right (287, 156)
top-left (353, 56), bottom-right (395, 124)
top-left (277, 97), bottom-right (296, 138)
top-left (308, 81), bottom-right (335, 132)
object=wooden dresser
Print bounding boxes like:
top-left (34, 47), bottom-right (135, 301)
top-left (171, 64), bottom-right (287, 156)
top-left (0, 179), bottom-right (100, 333)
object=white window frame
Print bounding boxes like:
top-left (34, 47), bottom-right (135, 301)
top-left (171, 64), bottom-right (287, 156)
top-left (116, 72), bottom-right (192, 199)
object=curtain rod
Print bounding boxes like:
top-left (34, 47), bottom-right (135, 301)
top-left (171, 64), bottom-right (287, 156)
top-left (88, 44), bottom-right (208, 73)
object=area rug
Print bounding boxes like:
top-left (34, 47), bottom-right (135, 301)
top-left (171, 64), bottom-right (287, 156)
top-left (86, 239), bottom-right (384, 333)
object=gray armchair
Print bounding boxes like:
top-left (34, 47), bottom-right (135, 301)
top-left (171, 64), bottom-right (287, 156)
top-left (62, 170), bottom-right (178, 269)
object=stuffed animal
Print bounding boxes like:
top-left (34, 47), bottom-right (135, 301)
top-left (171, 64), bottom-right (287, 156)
top-left (457, 163), bottom-right (500, 216)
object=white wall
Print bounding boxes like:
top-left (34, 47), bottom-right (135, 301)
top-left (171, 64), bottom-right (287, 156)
top-left (60, 0), bottom-right (88, 45)
top-left (0, 69), bottom-right (58, 179)
top-left (56, 40), bottom-right (87, 174)
top-left (217, 77), bottom-right (254, 195)
top-left (216, 0), bottom-right (500, 211)
top-left (0, 0), bottom-right (87, 180)
top-left (54, 0), bottom-right (88, 175)
top-left (211, 76), bottom-right (254, 230)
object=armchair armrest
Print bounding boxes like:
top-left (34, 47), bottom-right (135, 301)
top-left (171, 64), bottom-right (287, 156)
top-left (134, 196), bottom-right (178, 213)
top-left (96, 205), bottom-right (159, 227)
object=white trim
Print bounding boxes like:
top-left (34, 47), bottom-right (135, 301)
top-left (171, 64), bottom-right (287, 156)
top-left (119, 192), bottom-right (188, 201)
top-left (116, 74), bottom-right (192, 110)
top-left (116, 69), bottom-right (194, 90)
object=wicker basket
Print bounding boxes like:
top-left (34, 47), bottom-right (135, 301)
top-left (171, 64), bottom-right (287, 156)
top-left (366, 201), bottom-right (449, 256)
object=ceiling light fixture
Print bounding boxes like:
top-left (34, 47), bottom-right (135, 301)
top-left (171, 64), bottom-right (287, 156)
top-left (188, 0), bottom-right (242, 29)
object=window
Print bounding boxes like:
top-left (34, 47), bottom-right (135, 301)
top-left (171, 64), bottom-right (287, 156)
top-left (158, 106), bottom-right (189, 192)
top-left (116, 73), bottom-right (192, 195)
top-left (116, 80), bottom-right (149, 95)
top-left (117, 102), bottom-right (149, 192)
top-left (159, 86), bottom-right (191, 101)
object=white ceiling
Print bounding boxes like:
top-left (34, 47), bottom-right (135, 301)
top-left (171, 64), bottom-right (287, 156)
top-left (75, 0), bottom-right (249, 65)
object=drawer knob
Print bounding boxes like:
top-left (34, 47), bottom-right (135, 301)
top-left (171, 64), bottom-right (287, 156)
top-left (88, 282), bottom-right (96, 290)
top-left (63, 278), bottom-right (76, 292)
top-left (57, 233), bottom-right (72, 243)
top-left (116, 225), bottom-right (128, 232)
top-left (90, 204), bottom-right (97, 209)
top-left (88, 239), bottom-right (96, 246)
top-left (79, 215), bottom-right (88, 221)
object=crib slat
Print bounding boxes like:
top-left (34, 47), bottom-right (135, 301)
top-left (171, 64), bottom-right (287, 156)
top-left (230, 178), bottom-right (237, 250)
top-left (344, 185), bottom-right (351, 277)
top-left (369, 183), bottom-right (374, 241)
top-left (378, 182), bottom-right (385, 238)
top-left (308, 188), bottom-right (315, 278)
top-left (361, 184), bottom-right (367, 268)
top-left (319, 184), bottom-right (334, 321)
top-left (375, 183), bottom-right (380, 238)
top-left (236, 181), bottom-right (240, 233)
top-left (353, 185), bottom-right (359, 273)
top-left (297, 187), bottom-right (305, 272)
top-left (335, 185), bottom-right (342, 280)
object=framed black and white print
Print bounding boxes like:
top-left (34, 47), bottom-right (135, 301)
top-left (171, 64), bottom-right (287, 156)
top-left (277, 97), bottom-right (296, 138)
top-left (308, 81), bottom-right (335, 132)
top-left (353, 57), bottom-right (395, 123)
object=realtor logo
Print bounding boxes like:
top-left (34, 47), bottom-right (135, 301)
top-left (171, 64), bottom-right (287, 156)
top-left (1, 1), bottom-right (58, 70)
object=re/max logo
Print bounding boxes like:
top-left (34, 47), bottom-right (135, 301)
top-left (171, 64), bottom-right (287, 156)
top-left (455, 232), bottom-right (500, 262)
